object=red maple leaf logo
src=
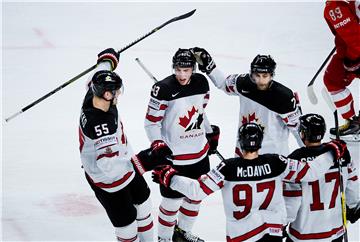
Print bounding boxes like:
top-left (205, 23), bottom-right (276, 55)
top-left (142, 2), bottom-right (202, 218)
top-left (241, 112), bottom-right (258, 125)
top-left (179, 106), bottom-right (198, 128)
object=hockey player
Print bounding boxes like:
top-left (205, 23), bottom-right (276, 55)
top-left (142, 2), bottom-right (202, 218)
top-left (152, 122), bottom-right (346, 242)
top-left (79, 48), bottom-right (169, 241)
top-left (283, 113), bottom-right (359, 242)
top-left (191, 48), bottom-right (303, 157)
top-left (144, 48), bottom-right (219, 242)
top-left (323, 0), bottom-right (360, 141)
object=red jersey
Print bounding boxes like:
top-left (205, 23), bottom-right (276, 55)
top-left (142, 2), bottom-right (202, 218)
top-left (324, 0), bottom-right (360, 60)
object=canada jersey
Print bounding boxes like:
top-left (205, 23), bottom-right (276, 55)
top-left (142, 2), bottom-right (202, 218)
top-left (285, 145), bottom-right (359, 242)
top-left (209, 69), bottom-right (302, 156)
top-left (145, 73), bottom-right (211, 165)
top-left (324, 0), bottom-right (360, 60)
top-left (79, 89), bottom-right (135, 192)
top-left (170, 152), bottom-right (334, 242)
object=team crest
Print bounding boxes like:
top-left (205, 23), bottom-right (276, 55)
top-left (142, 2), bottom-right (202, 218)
top-left (241, 112), bottom-right (265, 130)
top-left (179, 106), bottom-right (204, 131)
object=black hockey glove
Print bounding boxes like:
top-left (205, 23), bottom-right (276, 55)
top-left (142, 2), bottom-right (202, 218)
top-left (324, 139), bottom-right (347, 161)
top-left (190, 47), bottom-right (216, 74)
top-left (97, 48), bottom-right (119, 70)
top-left (152, 165), bottom-right (178, 187)
top-left (206, 125), bottom-right (220, 155)
top-left (151, 140), bottom-right (173, 160)
top-left (347, 202), bottom-right (360, 224)
top-left (131, 148), bottom-right (172, 175)
top-left (344, 57), bottom-right (360, 74)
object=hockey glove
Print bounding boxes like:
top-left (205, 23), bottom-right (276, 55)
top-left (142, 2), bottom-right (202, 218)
top-left (190, 47), bottom-right (216, 74)
top-left (151, 140), bottom-right (173, 160)
top-left (344, 57), bottom-right (360, 74)
top-left (131, 148), bottom-right (172, 175)
top-left (206, 125), bottom-right (220, 155)
top-left (324, 139), bottom-right (347, 161)
top-left (152, 165), bottom-right (178, 187)
top-left (347, 202), bottom-right (360, 224)
top-left (97, 48), bottom-right (120, 70)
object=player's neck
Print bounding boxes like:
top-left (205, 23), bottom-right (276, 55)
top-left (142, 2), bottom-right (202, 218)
top-left (93, 96), bottom-right (111, 112)
top-left (304, 140), bottom-right (321, 147)
top-left (243, 151), bottom-right (259, 160)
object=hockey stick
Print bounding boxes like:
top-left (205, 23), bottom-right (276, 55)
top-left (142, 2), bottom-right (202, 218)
top-left (321, 88), bottom-right (349, 242)
top-left (5, 9), bottom-right (196, 122)
top-left (307, 47), bottom-right (336, 105)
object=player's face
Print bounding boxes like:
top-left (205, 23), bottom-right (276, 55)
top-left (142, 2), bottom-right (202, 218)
top-left (174, 66), bottom-right (193, 85)
top-left (252, 72), bottom-right (272, 90)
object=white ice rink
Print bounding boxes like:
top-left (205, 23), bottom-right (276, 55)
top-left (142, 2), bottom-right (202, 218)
top-left (2, 2), bottom-right (359, 241)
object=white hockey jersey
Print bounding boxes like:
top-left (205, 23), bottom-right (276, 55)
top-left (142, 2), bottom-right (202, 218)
top-left (145, 73), bottom-right (212, 165)
top-left (170, 152), bottom-right (335, 241)
top-left (79, 65), bottom-right (135, 193)
top-left (208, 69), bottom-right (303, 156)
top-left (284, 145), bottom-right (359, 242)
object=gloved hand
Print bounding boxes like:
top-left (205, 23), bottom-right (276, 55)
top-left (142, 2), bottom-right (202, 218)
top-left (152, 165), bottom-right (178, 187)
top-left (190, 47), bottom-right (216, 74)
top-left (151, 140), bottom-right (173, 160)
top-left (344, 57), bottom-right (360, 74)
top-left (325, 139), bottom-right (347, 161)
top-left (130, 148), bottom-right (172, 175)
top-left (206, 125), bottom-right (220, 155)
top-left (347, 202), bottom-right (360, 224)
top-left (97, 48), bottom-right (120, 70)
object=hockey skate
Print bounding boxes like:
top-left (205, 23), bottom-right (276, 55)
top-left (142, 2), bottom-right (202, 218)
top-left (172, 225), bottom-right (205, 242)
top-left (330, 114), bottom-right (360, 142)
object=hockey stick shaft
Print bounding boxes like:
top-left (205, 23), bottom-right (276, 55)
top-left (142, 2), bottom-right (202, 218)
top-left (321, 88), bottom-right (348, 242)
top-left (5, 9), bottom-right (196, 122)
top-left (307, 47), bottom-right (336, 105)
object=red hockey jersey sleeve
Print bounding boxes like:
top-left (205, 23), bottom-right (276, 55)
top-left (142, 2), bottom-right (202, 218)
top-left (324, 0), bottom-right (360, 60)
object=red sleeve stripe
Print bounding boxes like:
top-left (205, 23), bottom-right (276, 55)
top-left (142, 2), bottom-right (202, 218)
top-left (159, 206), bottom-right (178, 216)
top-left (96, 151), bottom-right (119, 160)
top-left (179, 207), bottom-right (199, 217)
top-left (89, 171), bottom-right (133, 189)
top-left (226, 223), bottom-right (283, 242)
top-left (79, 127), bottom-right (85, 152)
top-left (283, 190), bottom-right (302, 197)
top-left (184, 197), bottom-right (202, 204)
top-left (289, 225), bottom-right (344, 240)
top-left (348, 176), bottom-right (358, 181)
top-left (146, 114), bottom-right (163, 122)
top-left (148, 104), bottom-right (168, 111)
top-left (158, 217), bottom-right (176, 227)
top-left (173, 143), bottom-right (209, 160)
top-left (198, 178), bottom-right (214, 195)
top-left (138, 221), bottom-right (154, 232)
top-left (204, 94), bottom-right (210, 99)
top-left (283, 170), bottom-right (296, 181)
top-left (116, 235), bottom-right (138, 242)
top-left (295, 163), bottom-right (310, 182)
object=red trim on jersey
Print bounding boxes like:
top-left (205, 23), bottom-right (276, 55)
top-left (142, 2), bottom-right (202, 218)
top-left (158, 217), bottom-right (176, 227)
top-left (334, 93), bottom-right (353, 108)
top-left (204, 94), bottom-right (210, 99)
top-left (283, 170), bottom-right (296, 181)
top-left (295, 163), bottom-right (310, 182)
top-left (138, 221), bottom-right (154, 232)
top-left (173, 143), bottom-right (209, 160)
top-left (283, 190), bottom-right (302, 197)
top-left (289, 225), bottom-right (344, 240)
top-left (96, 151), bottom-right (119, 160)
top-left (226, 223), bottom-right (283, 242)
top-left (198, 178), bottom-right (214, 195)
top-left (349, 175), bottom-right (358, 181)
top-left (89, 171), bottom-right (133, 189)
top-left (146, 114), bottom-right (163, 122)
top-left (160, 104), bottom-right (168, 110)
top-left (159, 206), bottom-right (178, 216)
top-left (179, 207), bottom-right (199, 217)
top-left (79, 127), bottom-right (85, 152)
top-left (116, 235), bottom-right (138, 242)
top-left (184, 197), bottom-right (202, 204)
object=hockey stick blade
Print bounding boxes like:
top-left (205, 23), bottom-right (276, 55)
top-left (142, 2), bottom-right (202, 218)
top-left (5, 9), bottom-right (196, 122)
top-left (307, 85), bottom-right (318, 105)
